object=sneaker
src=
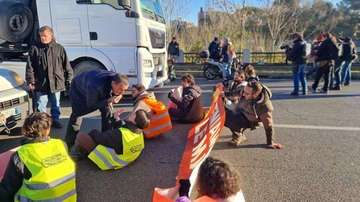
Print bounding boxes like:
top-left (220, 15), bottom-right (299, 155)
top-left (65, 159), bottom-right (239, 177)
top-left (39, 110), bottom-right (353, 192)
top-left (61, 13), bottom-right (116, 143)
top-left (69, 144), bottom-right (87, 161)
top-left (290, 92), bottom-right (299, 96)
top-left (344, 82), bottom-right (351, 86)
top-left (228, 134), bottom-right (247, 146)
top-left (318, 88), bottom-right (329, 94)
top-left (330, 86), bottom-right (341, 90)
top-left (303, 91), bottom-right (308, 95)
top-left (52, 121), bottom-right (63, 129)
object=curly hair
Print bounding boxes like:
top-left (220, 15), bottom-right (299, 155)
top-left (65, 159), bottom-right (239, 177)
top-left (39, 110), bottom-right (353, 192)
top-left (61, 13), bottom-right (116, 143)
top-left (180, 73), bottom-right (195, 85)
top-left (22, 112), bottom-right (52, 138)
top-left (195, 157), bottom-right (242, 199)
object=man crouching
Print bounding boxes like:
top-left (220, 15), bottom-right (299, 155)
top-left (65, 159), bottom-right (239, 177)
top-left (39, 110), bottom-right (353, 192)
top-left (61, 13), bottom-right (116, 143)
top-left (222, 81), bottom-right (284, 149)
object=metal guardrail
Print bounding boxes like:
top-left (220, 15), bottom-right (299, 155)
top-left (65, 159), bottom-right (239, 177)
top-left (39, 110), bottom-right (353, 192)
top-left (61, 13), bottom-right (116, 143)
top-left (183, 52), bottom-right (360, 64)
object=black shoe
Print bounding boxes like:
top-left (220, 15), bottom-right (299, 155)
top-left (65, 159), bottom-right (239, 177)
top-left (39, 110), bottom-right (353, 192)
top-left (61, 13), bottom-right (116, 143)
top-left (290, 92), bottom-right (299, 96)
top-left (52, 121), bottom-right (63, 129)
top-left (331, 86), bottom-right (341, 90)
top-left (303, 91), bottom-right (308, 95)
top-left (344, 82), bottom-right (351, 86)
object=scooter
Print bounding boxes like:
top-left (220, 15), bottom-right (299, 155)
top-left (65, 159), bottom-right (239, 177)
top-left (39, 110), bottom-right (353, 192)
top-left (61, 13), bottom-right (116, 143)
top-left (202, 58), bottom-right (239, 80)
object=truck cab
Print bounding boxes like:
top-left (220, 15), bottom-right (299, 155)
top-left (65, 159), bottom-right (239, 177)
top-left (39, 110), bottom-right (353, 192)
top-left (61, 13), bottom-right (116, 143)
top-left (0, 0), bottom-right (167, 89)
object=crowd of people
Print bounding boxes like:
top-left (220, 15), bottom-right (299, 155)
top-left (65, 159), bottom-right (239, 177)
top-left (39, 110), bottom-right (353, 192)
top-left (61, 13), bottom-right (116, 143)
top-left (7, 27), bottom-right (360, 201)
top-left (285, 32), bottom-right (358, 95)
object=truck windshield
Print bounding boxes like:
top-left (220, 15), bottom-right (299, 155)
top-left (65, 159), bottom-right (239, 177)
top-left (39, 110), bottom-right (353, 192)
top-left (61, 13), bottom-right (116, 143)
top-left (140, 0), bottom-right (165, 24)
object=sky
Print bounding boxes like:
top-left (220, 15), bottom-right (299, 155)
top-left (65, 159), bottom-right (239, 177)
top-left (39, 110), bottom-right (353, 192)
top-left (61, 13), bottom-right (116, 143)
top-left (183, 0), bottom-right (342, 26)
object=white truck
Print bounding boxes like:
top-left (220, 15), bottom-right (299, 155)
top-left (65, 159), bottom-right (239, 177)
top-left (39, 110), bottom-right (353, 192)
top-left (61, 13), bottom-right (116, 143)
top-left (0, 0), bottom-right (167, 89)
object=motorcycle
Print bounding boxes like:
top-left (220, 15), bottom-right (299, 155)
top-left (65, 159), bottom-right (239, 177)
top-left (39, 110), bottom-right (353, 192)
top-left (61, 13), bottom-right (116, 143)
top-left (200, 50), bottom-right (239, 80)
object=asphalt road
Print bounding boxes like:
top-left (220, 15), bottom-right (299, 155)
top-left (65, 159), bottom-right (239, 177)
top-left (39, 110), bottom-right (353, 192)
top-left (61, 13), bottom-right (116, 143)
top-left (1, 78), bottom-right (360, 202)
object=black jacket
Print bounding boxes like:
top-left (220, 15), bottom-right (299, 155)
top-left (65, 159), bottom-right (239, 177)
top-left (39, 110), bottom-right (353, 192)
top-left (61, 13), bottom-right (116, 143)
top-left (168, 42), bottom-right (180, 56)
top-left (169, 85), bottom-right (204, 123)
top-left (88, 121), bottom-right (143, 155)
top-left (0, 137), bottom-right (68, 202)
top-left (209, 46), bottom-right (222, 60)
top-left (70, 70), bottom-right (116, 116)
top-left (316, 38), bottom-right (334, 62)
top-left (26, 40), bottom-right (73, 93)
top-left (286, 39), bottom-right (307, 64)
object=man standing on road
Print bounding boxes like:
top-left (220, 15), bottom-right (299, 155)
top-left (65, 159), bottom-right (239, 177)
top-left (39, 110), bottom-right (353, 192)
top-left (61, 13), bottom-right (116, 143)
top-left (168, 37), bottom-right (180, 63)
top-left (222, 81), bottom-right (284, 149)
top-left (26, 25), bottom-right (73, 129)
top-left (64, 70), bottom-right (129, 148)
top-left (285, 33), bottom-right (308, 96)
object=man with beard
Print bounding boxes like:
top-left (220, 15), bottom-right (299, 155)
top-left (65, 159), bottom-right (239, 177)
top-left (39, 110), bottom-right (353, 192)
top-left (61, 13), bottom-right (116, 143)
top-left (222, 81), bottom-right (284, 149)
top-left (118, 84), bottom-right (172, 138)
top-left (222, 70), bottom-right (247, 110)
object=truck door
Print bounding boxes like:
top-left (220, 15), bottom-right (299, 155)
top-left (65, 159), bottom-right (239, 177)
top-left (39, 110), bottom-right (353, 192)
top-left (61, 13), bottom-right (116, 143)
top-left (86, 1), bottom-right (137, 75)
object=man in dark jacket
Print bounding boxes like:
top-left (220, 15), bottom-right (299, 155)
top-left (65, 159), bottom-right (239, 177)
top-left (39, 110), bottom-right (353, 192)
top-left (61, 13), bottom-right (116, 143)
top-left (340, 36), bottom-right (357, 86)
top-left (26, 25), bottom-right (73, 129)
top-left (209, 40), bottom-right (223, 60)
top-left (64, 70), bottom-right (129, 148)
top-left (222, 81), bottom-right (284, 149)
top-left (286, 33), bottom-right (307, 96)
top-left (312, 33), bottom-right (337, 93)
top-left (168, 73), bottom-right (204, 124)
top-left (168, 37), bottom-right (180, 63)
top-left (208, 37), bottom-right (218, 55)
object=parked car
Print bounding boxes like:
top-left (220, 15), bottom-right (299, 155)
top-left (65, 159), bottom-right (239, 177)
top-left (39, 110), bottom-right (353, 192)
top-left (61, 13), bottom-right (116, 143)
top-left (0, 67), bottom-right (32, 134)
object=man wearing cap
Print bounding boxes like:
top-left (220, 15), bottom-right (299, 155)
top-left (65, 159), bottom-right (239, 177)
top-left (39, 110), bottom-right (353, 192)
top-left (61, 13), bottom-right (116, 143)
top-left (168, 37), bottom-right (180, 63)
top-left (286, 33), bottom-right (308, 96)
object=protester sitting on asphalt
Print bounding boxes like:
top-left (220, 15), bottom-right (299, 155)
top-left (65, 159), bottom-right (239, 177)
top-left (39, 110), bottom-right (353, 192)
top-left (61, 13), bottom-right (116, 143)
top-left (222, 70), bottom-right (247, 110)
top-left (71, 109), bottom-right (150, 170)
top-left (176, 156), bottom-right (245, 202)
top-left (64, 70), bottom-right (129, 149)
top-left (222, 80), bottom-right (284, 149)
top-left (244, 65), bottom-right (259, 82)
top-left (168, 73), bottom-right (204, 124)
top-left (119, 83), bottom-right (172, 138)
top-left (0, 112), bottom-right (76, 202)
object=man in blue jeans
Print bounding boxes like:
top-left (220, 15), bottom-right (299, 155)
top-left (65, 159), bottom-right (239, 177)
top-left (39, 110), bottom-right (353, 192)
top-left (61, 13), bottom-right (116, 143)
top-left (286, 33), bottom-right (308, 96)
top-left (26, 26), bottom-right (73, 129)
top-left (341, 37), bottom-right (358, 86)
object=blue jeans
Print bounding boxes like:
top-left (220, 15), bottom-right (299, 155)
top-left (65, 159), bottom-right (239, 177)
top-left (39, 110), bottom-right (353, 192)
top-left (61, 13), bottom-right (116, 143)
top-left (306, 59), bottom-right (317, 77)
top-left (293, 64), bottom-right (307, 93)
top-left (36, 91), bottom-right (61, 122)
top-left (222, 63), bottom-right (231, 79)
top-left (330, 60), bottom-right (344, 88)
top-left (341, 60), bottom-right (352, 84)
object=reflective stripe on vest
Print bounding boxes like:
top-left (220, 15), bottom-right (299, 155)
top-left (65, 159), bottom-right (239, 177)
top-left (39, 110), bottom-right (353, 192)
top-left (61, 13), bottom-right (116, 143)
top-left (15, 139), bottom-right (76, 202)
top-left (88, 127), bottom-right (144, 170)
top-left (141, 98), bottom-right (172, 138)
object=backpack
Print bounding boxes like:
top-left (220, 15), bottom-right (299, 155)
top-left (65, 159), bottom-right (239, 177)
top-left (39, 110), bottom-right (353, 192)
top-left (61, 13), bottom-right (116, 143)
top-left (328, 42), bottom-right (342, 60)
top-left (301, 42), bottom-right (312, 59)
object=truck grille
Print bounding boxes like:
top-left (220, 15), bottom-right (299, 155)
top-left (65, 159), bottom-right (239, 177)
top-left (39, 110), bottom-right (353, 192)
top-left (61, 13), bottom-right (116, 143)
top-left (0, 98), bottom-right (21, 109)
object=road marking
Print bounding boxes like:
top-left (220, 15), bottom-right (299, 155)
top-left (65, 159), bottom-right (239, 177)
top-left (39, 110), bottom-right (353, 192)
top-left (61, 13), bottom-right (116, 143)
top-left (275, 124), bottom-right (360, 131)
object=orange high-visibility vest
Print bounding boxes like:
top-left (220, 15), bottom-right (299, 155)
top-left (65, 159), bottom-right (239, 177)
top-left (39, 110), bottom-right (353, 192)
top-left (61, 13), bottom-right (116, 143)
top-left (141, 97), bottom-right (172, 138)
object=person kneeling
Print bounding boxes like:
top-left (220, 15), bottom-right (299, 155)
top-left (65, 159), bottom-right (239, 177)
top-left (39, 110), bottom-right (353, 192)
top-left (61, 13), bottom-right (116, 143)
top-left (75, 109), bottom-right (150, 170)
top-left (0, 112), bottom-right (76, 202)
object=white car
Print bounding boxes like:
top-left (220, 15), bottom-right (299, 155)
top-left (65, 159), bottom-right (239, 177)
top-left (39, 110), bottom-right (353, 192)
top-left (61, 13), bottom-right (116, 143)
top-left (0, 68), bottom-right (32, 134)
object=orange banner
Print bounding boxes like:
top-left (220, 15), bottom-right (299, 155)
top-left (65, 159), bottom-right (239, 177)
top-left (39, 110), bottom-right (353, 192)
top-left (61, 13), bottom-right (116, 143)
top-left (153, 84), bottom-right (225, 201)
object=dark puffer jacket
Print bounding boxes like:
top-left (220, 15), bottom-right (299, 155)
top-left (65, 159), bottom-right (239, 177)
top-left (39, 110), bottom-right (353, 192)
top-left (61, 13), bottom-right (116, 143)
top-left (286, 38), bottom-right (307, 65)
top-left (26, 40), bottom-right (73, 93)
top-left (169, 85), bottom-right (204, 123)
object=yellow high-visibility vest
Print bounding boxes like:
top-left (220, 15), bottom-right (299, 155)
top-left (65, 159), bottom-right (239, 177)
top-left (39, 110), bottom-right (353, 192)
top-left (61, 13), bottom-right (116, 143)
top-left (15, 139), bottom-right (76, 202)
top-left (88, 127), bottom-right (144, 170)
top-left (141, 97), bottom-right (172, 138)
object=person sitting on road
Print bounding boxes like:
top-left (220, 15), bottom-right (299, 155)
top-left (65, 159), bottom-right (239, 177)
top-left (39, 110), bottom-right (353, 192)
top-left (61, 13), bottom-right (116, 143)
top-left (168, 73), bottom-right (204, 124)
top-left (71, 109), bottom-right (150, 170)
top-left (166, 59), bottom-right (177, 83)
top-left (176, 156), bottom-right (245, 202)
top-left (222, 81), bottom-right (284, 149)
top-left (244, 65), bottom-right (259, 82)
top-left (0, 112), bottom-right (76, 202)
top-left (118, 83), bottom-right (172, 138)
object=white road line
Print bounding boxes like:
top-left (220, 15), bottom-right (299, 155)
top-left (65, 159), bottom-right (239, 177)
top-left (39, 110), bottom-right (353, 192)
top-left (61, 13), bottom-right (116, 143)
top-left (275, 124), bottom-right (360, 131)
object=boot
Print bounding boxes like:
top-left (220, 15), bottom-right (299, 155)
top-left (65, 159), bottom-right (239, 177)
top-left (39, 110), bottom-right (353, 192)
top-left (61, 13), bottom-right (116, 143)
top-left (228, 132), bottom-right (246, 146)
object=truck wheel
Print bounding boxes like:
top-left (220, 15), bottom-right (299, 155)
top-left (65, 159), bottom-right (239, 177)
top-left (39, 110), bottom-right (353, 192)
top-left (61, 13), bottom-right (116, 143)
top-left (73, 61), bottom-right (105, 77)
top-left (0, 2), bottom-right (34, 43)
